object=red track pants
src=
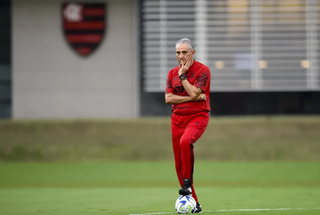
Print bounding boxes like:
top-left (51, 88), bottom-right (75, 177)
top-left (171, 111), bottom-right (209, 203)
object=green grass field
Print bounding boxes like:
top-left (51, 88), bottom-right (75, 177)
top-left (1, 117), bottom-right (320, 214)
top-left (1, 116), bottom-right (320, 161)
top-left (1, 162), bottom-right (320, 215)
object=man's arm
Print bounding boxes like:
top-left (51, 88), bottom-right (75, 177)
top-left (178, 59), bottom-right (202, 100)
top-left (180, 78), bottom-right (202, 100)
top-left (165, 93), bottom-right (193, 104)
top-left (165, 93), bottom-right (206, 104)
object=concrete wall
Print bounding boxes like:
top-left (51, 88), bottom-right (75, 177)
top-left (12, 0), bottom-right (139, 119)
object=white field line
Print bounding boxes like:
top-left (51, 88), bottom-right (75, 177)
top-left (128, 207), bottom-right (320, 215)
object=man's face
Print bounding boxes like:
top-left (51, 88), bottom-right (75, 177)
top-left (176, 43), bottom-right (195, 66)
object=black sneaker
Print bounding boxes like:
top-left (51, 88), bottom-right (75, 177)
top-left (179, 178), bottom-right (192, 195)
top-left (178, 186), bottom-right (192, 195)
top-left (194, 202), bottom-right (202, 213)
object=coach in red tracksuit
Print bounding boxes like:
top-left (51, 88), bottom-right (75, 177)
top-left (165, 38), bottom-right (211, 213)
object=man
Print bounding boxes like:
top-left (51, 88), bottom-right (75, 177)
top-left (165, 38), bottom-right (211, 213)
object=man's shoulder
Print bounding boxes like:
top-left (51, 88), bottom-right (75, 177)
top-left (169, 66), bottom-right (180, 74)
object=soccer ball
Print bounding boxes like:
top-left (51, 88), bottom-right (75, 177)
top-left (175, 195), bottom-right (197, 214)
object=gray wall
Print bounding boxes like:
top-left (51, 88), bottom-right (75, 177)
top-left (12, 0), bottom-right (139, 119)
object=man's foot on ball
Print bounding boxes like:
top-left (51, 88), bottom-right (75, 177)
top-left (179, 178), bottom-right (192, 195)
top-left (194, 202), bottom-right (202, 213)
top-left (178, 186), bottom-right (192, 195)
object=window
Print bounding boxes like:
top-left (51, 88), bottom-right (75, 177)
top-left (141, 0), bottom-right (319, 92)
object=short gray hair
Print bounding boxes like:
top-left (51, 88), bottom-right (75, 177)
top-left (175, 38), bottom-right (195, 50)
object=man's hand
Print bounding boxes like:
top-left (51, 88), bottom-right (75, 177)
top-left (195, 93), bottom-right (206, 101)
top-left (178, 59), bottom-right (193, 76)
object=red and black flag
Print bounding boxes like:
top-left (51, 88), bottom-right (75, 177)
top-left (62, 2), bottom-right (107, 57)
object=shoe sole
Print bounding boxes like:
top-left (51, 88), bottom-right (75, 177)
top-left (179, 190), bottom-right (192, 196)
top-left (195, 206), bottom-right (202, 213)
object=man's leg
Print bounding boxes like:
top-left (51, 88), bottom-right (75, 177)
top-left (171, 115), bottom-right (185, 193)
top-left (172, 132), bottom-right (183, 186)
top-left (172, 125), bottom-right (198, 201)
top-left (178, 113), bottom-right (209, 203)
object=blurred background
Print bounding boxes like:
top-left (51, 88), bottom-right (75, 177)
top-left (0, 0), bottom-right (319, 119)
top-left (0, 1), bottom-right (319, 214)
top-left (1, 0), bottom-right (320, 161)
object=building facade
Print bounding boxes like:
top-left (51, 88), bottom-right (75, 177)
top-left (0, 0), bottom-right (319, 119)
top-left (11, 0), bottom-right (140, 119)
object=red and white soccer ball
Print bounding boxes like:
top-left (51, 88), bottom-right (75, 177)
top-left (175, 195), bottom-right (197, 214)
